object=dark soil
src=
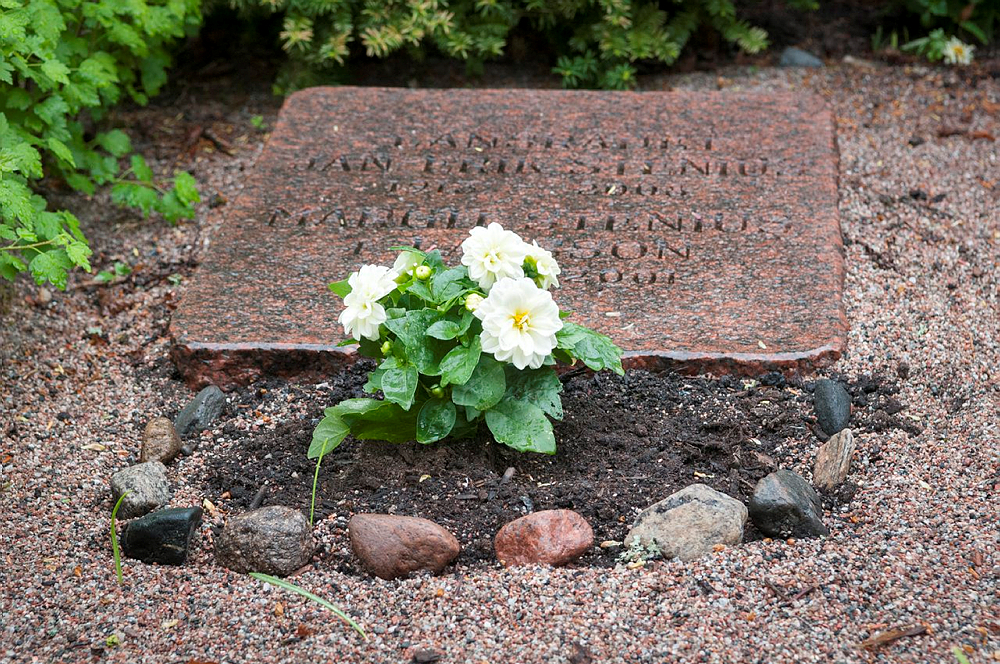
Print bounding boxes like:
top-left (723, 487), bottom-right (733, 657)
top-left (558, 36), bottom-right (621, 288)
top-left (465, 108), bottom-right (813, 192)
top-left (196, 367), bottom-right (916, 572)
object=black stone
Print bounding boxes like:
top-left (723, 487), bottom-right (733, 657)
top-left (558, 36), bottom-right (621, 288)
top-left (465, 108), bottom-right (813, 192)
top-left (814, 378), bottom-right (851, 435)
top-left (121, 507), bottom-right (203, 565)
top-left (749, 469), bottom-right (828, 538)
top-left (174, 385), bottom-right (226, 438)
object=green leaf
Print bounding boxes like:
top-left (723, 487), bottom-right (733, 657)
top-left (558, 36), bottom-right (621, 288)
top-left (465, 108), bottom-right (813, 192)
top-left (140, 52), bottom-right (170, 96)
top-left (503, 366), bottom-right (564, 419)
top-left (308, 410), bottom-right (350, 458)
top-left (384, 309), bottom-right (445, 374)
top-left (485, 399), bottom-right (556, 454)
top-left (334, 398), bottom-right (418, 443)
top-left (28, 249), bottom-right (72, 290)
top-left (40, 59), bottom-right (71, 85)
top-left (404, 279), bottom-right (435, 302)
top-left (426, 312), bottom-right (473, 340)
top-left (65, 241), bottom-right (92, 271)
top-left (381, 363), bottom-right (418, 410)
top-left (363, 365), bottom-right (385, 393)
top-left (960, 21), bottom-right (988, 45)
top-left (556, 322), bottom-right (624, 375)
top-left (431, 266), bottom-right (469, 301)
top-left (452, 354), bottom-right (505, 410)
top-left (439, 335), bottom-right (481, 386)
top-left (96, 129), bottom-right (131, 157)
top-left (47, 138), bottom-right (75, 168)
top-left (416, 398), bottom-right (456, 444)
top-left (173, 170), bottom-right (199, 205)
top-left (0, 178), bottom-right (34, 223)
top-left (328, 279), bottom-right (351, 297)
top-left (130, 155), bottom-right (153, 182)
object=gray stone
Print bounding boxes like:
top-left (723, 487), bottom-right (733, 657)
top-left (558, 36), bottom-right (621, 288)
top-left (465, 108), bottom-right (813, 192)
top-left (779, 46), bottom-right (824, 68)
top-left (121, 507), bottom-right (202, 565)
top-left (215, 506), bottom-right (314, 576)
top-left (749, 469), bottom-right (829, 538)
top-left (625, 484), bottom-right (747, 561)
top-left (140, 417), bottom-right (183, 464)
top-left (814, 428), bottom-right (855, 492)
top-left (110, 461), bottom-right (171, 519)
top-left (174, 385), bottom-right (226, 438)
top-left (814, 379), bottom-right (851, 435)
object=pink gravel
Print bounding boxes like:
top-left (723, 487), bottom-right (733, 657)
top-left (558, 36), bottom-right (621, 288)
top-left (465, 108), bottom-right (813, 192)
top-left (1, 61), bottom-right (998, 663)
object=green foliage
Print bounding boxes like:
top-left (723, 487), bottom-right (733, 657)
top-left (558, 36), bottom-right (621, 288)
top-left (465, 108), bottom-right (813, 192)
top-left (94, 260), bottom-right (132, 283)
top-left (249, 572), bottom-right (369, 640)
top-left (214, 0), bottom-right (808, 92)
top-left (0, 0), bottom-right (202, 289)
top-left (896, 0), bottom-right (997, 47)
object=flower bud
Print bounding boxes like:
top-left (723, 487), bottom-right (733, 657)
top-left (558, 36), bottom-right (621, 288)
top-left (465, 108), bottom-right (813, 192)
top-left (464, 293), bottom-right (484, 311)
top-left (430, 385), bottom-right (445, 398)
top-left (415, 265), bottom-right (432, 280)
top-left (380, 341), bottom-right (392, 355)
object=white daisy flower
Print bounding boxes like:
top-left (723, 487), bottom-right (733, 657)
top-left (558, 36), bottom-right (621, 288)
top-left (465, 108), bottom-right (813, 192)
top-left (460, 222), bottom-right (528, 291)
top-left (474, 277), bottom-right (563, 370)
top-left (338, 264), bottom-right (398, 341)
top-left (524, 240), bottom-right (561, 290)
top-left (943, 37), bottom-right (974, 65)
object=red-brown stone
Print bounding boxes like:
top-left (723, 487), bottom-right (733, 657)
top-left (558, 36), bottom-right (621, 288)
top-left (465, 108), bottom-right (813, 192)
top-left (348, 513), bottom-right (460, 580)
top-left (170, 87), bottom-right (846, 389)
top-left (494, 509), bottom-right (593, 567)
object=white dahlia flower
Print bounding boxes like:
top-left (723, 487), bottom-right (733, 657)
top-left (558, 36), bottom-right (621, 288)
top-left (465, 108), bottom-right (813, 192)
top-left (338, 264), bottom-right (399, 341)
top-left (460, 222), bottom-right (528, 291)
top-left (943, 37), bottom-right (974, 65)
top-left (392, 250), bottom-right (423, 278)
top-left (524, 240), bottom-right (561, 290)
top-left (474, 277), bottom-right (563, 370)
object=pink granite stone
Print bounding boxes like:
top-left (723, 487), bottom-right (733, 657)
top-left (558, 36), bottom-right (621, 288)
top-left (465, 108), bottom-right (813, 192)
top-left (170, 87), bottom-right (846, 389)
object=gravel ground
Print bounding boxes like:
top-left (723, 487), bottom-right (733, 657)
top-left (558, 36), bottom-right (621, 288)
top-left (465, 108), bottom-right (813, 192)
top-left (2, 61), bottom-right (999, 664)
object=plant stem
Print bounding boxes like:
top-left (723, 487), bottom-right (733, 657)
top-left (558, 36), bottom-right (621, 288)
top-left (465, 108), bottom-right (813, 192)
top-left (309, 443), bottom-right (329, 526)
top-left (0, 239), bottom-right (57, 253)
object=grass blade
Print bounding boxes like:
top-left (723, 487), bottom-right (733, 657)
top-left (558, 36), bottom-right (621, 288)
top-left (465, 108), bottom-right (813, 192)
top-left (249, 572), bottom-right (368, 641)
top-left (110, 491), bottom-right (129, 585)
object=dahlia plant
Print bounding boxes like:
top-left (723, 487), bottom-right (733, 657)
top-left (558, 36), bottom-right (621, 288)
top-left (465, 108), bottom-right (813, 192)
top-left (309, 223), bottom-right (623, 460)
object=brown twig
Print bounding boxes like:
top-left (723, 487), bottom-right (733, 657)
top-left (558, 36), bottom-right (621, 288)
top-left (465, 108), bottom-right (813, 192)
top-left (780, 583), bottom-right (821, 606)
top-left (859, 623), bottom-right (927, 650)
top-left (249, 483), bottom-right (268, 510)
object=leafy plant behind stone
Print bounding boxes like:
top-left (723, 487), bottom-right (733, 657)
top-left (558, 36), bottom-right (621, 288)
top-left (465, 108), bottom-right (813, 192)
top-left (0, 0), bottom-right (202, 289)
top-left (214, 0), bottom-right (815, 92)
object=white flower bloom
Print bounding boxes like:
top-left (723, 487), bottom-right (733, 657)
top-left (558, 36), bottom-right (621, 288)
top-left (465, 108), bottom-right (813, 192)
top-left (524, 240), bottom-right (561, 290)
top-left (460, 222), bottom-right (528, 291)
top-left (338, 264), bottom-right (398, 341)
top-left (474, 277), bottom-right (563, 370)
top-left (392, 250), bottom-right (423, 278)
top-left (943, 37), bottom-right (974, 65)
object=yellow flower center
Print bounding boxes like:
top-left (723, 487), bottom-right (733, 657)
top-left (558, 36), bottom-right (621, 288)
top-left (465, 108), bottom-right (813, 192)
top-left (511, 310), bottom-right (530, 331)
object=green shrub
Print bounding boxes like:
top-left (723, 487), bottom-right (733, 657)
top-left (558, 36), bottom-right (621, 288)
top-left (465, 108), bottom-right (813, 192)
top-left (0, 0), bottom-right (202, 290)
top-left (897, 0), bottom-right (997, 46)
top-left (217, 0), bottom-right (813, 92)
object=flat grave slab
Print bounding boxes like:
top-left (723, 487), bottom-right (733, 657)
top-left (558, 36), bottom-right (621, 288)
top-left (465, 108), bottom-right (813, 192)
top-left (170, 87), bottom-right (846, 389)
